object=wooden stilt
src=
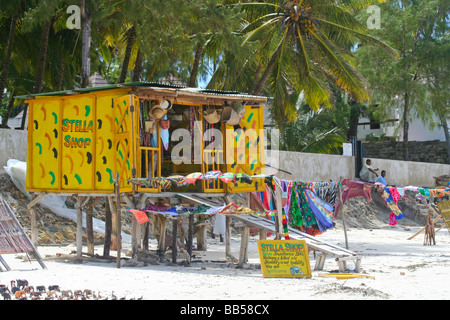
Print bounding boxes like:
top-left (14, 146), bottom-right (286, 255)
top-left (172, 218), bottom-right (178, 264)
top-left (187, 214), bottom-right (194, 264)
top-left (103, 197), bottom-right (112, 258)
top-left (238, 227), bottom-right (250, 268)
top-left (157, 215), bottom-right (168, 258)
top-left (75, 195), bottom-right (83, 261)
top-left (86, 201), bottom-right (94, 255)
top-left (223, 195), bottom-right (232, 259)
top-left (196, 214), bottom-right (207, 251)
top-left (114, 172), bottom-right (122, 268)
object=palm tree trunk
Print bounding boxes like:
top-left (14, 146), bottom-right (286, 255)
top-left (0, 15), bottom-right (17, 128)
top-left (81, 0), bottom-right (92, 88)
top-left (57, 60), bottom-right (66, 91)
top-left (252, 40), bottom-right (284, 96)
top-left (119, 26), bottom-right (136, 83)
top-left (189, 42), bottom-right (203, 87)
top-left (34, 20), bottom-right (51, 94)
top-left (132, 48), bottom-right (142, 82)
top-left (1, 93), bottom-right (15, 128)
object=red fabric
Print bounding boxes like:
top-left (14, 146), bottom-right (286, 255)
top-left (334, 179), bottom-right (373, 217)
top-left (128, 210), bottom-right (150, 224)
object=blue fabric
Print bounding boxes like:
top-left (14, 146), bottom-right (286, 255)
top-left (376, 175), bottom-right (387, 186)
top-left (304, 189), bottom-right (334, 232)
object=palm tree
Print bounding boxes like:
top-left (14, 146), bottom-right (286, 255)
top-left (224, 0), bottom-right (396, 123)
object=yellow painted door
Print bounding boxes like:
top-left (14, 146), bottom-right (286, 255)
top-left (112, 95), bottom-right (134, 192)
top-left (225, 105), bottom-right (265, 193)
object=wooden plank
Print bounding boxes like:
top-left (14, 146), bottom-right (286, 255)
top-left (27, 192), bottom-right (48, 210)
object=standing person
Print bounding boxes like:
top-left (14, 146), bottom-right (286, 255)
top-left (376, 170), bottom-right (387, 186)
top-left (359, 159), bottom-right (379, 183)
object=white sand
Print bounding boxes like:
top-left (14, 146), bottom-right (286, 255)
top-left (1, 221), bottom-right (449, 301)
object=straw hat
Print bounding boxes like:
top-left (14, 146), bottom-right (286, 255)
top-left (226, 108), bottom-right (245, 126)
top-left (149, 104), bottom-right (168, 120)
top-left (220, 105), bottom-right (232, 123)
top-left (203, 108), bottom-right (220, 124)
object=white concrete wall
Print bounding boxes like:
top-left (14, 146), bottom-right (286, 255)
top-left (363, 157), bottom-right (450, 187)
top-left (270, 150), bottom-right (449, 188)
top-left (273, 151), bottom-right (355, 182)
top-left (0, 129), bottom-right (28, 170)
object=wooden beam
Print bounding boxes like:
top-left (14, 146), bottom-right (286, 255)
top-left (27, 192), bottom-right (48, 210)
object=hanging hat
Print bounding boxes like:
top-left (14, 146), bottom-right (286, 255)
top-left (149, 104), bottom-right (168, 120)
top-left (220, 105), bottom-right (232, 123)
top-left (203, 108), bottom-right (220, 124)
top-left (226, 108), bottom-right (245, 126)
top-left (160, 100), bottom-right (173, 110)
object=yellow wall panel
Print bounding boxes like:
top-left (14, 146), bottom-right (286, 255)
top-left (29, 100), bottom-right (61, 190)
top-left (60, 96), bottom-right (95, 191)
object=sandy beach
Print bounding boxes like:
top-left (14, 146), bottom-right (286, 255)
top-left (1, 219), bottom-right (449, 301)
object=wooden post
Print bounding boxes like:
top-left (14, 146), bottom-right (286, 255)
top-left (143, 214), bottom-right (150, 251)
top-left (187, 214), bottom-right (194, 264)
top-left (75, 195), bottom-right (83, 261)
top-left (132, 218), bottom-right (138, 258)
top-left (223, 196), bottom-right (232, 259)
top-left (172, 218), bottom-right (178, 264)
top-left (274, 181), bottom-right (284, 240)
top-left (86, 200), bottom-right (94, 255)
top-left (338, 185), bottom-right (349, 249)
top-left (196, 214), bottom-right (207, 251)
top-left (157, 215), bottom-right (168, 257)
top-left (103, 197), bottom-right (112, 258)
top-left (30, 206), bottom-right (38, 247)
top-left (114, 172), bottom-right (122, 268)
top-left (238, 227), bottom-right (250, 268)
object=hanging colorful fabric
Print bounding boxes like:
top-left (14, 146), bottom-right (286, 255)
top-left (297, 186), bottom-right (321, 236)
top-left (202, 170), bottom-right (222, 180)
top-left (282, 208), bottom-right (290, 240)
top-left (236, 173), bottom-right (252, 184)
top-left (186, 172), bottom-right (203, 184)
top-left (218, 172), bottom-right (236, 184)
top-left (128, 210), bottom-right (150, 224)
top-left (159, 178), bottom-right (172, 190)
top-left (304, 189), bottom-right (334, 232)
top-left (288, 185), bottom-right (304, 229)
top-left (168, 175), bottom-right (188, 187)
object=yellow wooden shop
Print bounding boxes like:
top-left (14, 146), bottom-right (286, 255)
top-left (19, 82), bottom-right (267, 196)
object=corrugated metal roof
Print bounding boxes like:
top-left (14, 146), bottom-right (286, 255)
top-left (15, 81), bottom-right (267, 101)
